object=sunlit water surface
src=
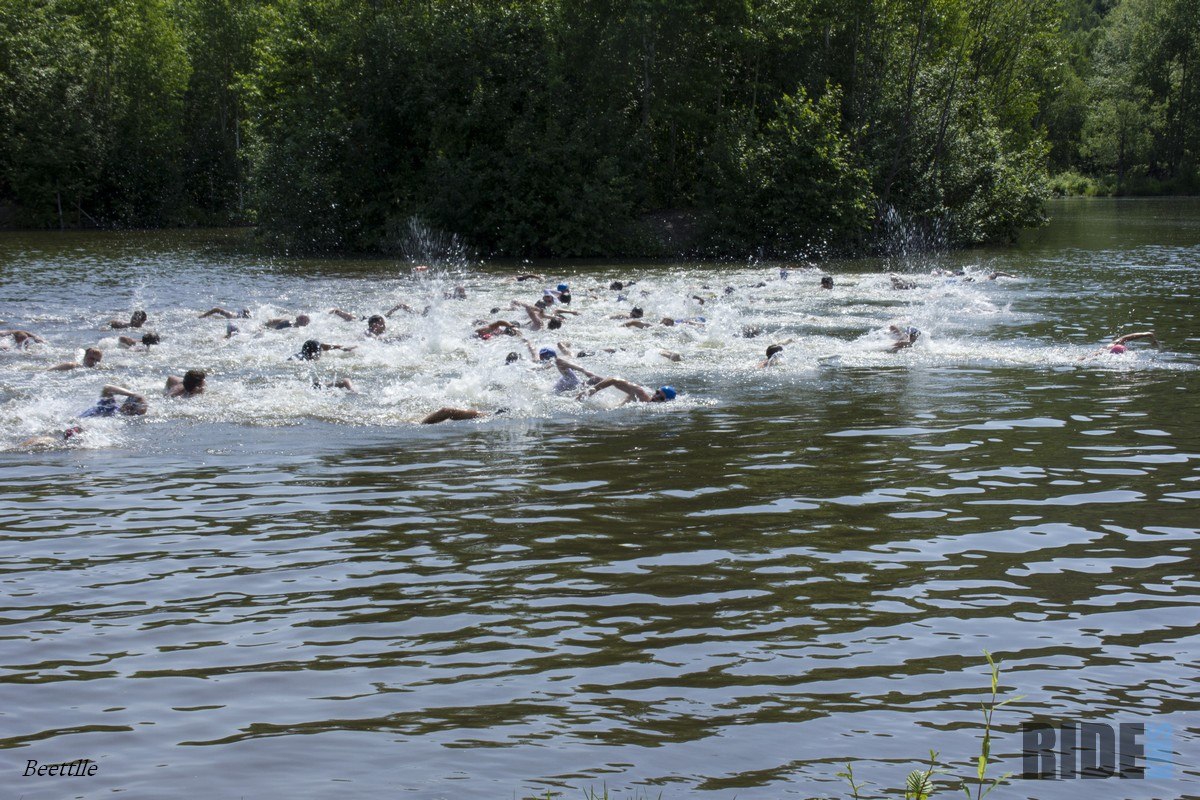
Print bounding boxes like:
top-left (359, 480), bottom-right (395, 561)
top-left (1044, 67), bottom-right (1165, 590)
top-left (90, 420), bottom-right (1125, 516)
top-left (0, 199), bottom-right (1197, 799)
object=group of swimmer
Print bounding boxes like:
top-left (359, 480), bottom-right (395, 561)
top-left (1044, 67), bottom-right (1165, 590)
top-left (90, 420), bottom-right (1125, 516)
top-left (3, 264), bottom-right (1165, 446)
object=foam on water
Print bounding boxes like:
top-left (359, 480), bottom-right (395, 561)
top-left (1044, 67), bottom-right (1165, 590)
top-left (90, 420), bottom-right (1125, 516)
top-left (1, 260), bottom-right (1192, 449)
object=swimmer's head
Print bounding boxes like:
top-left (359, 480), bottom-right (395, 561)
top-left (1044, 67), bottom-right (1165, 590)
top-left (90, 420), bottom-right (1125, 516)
top-left (557, 284), bottom-right (568, 293)
top-left (83, 347), bottom-right (102, 367)
top-left (300, 339), bottom-right (321, 360)
top-left (559, 292), bottom-right (572, 305)
top-left (547, 317), bottom-right (563, 330)
top-left (765, 344), bottom-right (783, 359)
top-left (724, 286), bottom-right (735, 294)
top-left (820, 275), bottom-right (834, 289)
top-left (130, 310), bottom-right (147, 327)
top-left (239, 309), bottom-right (251, 318)
top-left (1109, 344), bottom-right (1127, 354)
top-left (142, 333), bottom-right (161, 346)
top-left (295, 314), bottom-right (311, 327)
top-left (452, 285), bottom-right (467, 299)
top-left (62, 425), bottom-right (84, 441)
top-left (906, 326), bottom-right (920, 340)
top-left (367, 315), bottom-right (385, 335)
top-left (742, 326), bottom-right (762, 338)
top-left (651, 386), bottom-right (677, 402)
top-left (610, 281), bottom-right (624, 290)
top-left (534, 299), bottom-right (547, 310)
top-left (183, 369), bottom-right (206, 393)
top-left (538, 348), bottom-right (556, 361)
top-left (120, 397), bottom-right (148, 416)
top-left (505, 351), bottom-right (520, 364)
top-left (630, 306), bottom-right (644, 319)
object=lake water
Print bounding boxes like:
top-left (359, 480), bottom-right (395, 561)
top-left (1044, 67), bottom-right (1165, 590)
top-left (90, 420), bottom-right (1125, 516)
top-left (0, 199), bottom-right (1197, 799)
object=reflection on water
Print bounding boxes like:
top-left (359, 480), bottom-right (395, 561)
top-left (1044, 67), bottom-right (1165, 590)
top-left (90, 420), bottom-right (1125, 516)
top-left (0, 199), bottom-right (1197, 799)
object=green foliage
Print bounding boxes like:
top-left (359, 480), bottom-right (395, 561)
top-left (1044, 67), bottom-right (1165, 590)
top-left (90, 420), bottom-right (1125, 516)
top-left (17, 0), bottom-right (1190, 251)
top-left (707, 85), bottom-right (873, 256)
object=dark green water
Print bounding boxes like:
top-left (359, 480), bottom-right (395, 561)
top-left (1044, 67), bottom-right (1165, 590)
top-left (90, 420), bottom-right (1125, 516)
top-left (0, 198), bottom-right (1197, 799)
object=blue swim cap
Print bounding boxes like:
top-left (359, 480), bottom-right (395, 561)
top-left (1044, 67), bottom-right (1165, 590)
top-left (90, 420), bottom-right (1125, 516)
top-left (696, 316), bottom-right (706, 323)
top-left (538, 348), bottom-right (556, 361)
top-left (557, 283), bottom-right (569, 292)
top-left (658, 386), bottom-right (677, 401)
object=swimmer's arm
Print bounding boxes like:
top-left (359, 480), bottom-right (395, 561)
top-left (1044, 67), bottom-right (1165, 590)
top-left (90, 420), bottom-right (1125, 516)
top-left (385, 303), bottom-right (414, 317)
top-left (100, 384), bottom-right (144, 400)
top-left (320, 343), bottom-right (357, 352)
top-left (623, 320), bottom-right (652, 329)
top-left (199, 307), bottom-right (234, 318)
top-left (556, 358), bottom-right (599, 380)
top-left (587, 377), bottom-right (651, 402)
top-left (48, 361), bottom-right (80, 371)
top-left (513, 273), bottom-right (543, 281)
top-left (421, 407), bottom-right (483, 424)
top-left (1112, 331), bottom-right (1159, 348)
top-left (773, 338), bottom-right (795, 347)
top-left (328, 308), bottom-right (356, 322)
top-left (117, 336), bottom-right (137, 348)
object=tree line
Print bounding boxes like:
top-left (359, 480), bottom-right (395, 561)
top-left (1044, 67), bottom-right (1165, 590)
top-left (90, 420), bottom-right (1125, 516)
top-left (0, 0), bottom-right (1196, 257)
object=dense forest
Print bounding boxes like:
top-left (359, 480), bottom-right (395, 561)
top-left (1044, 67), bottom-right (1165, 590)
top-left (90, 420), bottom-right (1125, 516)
top-left (0, 0), bottom-right (1196, 256)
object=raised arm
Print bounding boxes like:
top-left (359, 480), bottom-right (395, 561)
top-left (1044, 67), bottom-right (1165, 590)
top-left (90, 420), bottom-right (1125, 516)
top-left (1112, 331), bottom-right (1159, 348)
top-left (555, 357), bottom-right (600, 381)
top-left (385, 302), bottom-right (414, 317)
top-left (328, 308), bottom-right (356, 322)
top-left (583, 377), bottom-right (651, 403)
top-left (100, 384), bottom-right (144, 400)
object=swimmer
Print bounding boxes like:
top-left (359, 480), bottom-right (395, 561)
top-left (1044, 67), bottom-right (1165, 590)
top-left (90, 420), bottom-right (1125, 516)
top-left (610, 306), bottom-right (644, 320)
top-left (265, 314), bottom-right (310, 330)
top-left (888, 324), bottom-right (920, 351)
top-left (580, 378), bottom-right (677, 405)
top-left (199, 307), bottom-right (250, 319)
top-left (659, 350), bottom-right (683, 362)
top-left (505, 351), bottom-right (521, 364)
top-left (165, 369), bottom-right (206, 397)
top-left (292, 339), bottom-right (356, 361)
top-left (109, 310), bottom-right (148, 329)
top-left (890, 274), bottom-right (916, 290)
top-left (81, 384), bottom-right (148, 417)
top-left (988, 271), bottom-right (1016, 280)
top-left (19, 425), bottom-right (85, 449)
top-left (511, 300), bottom-right (563, 332)
top-left (1087, 330), bottom-right (1160, 357)
top-left (328, 308), bottom-right (357, 322)
top-left (0, 329), bottom-right (47, 348)
top-left (532, 348), bottom-right (601, 393)
top-left (820, 275), bottom-right (834, 290)
top-left (313, 378), bottom-right (356, 392)
top-left (49, 347), bottom-right (103, 371)
top-left (475, 320), bottom-right (520, 338)
top-left (366, 315), bottom-right (386, 336)
top-left (759, 338), bottom-right (794, 367)
top-left (514, 273), bottom-right (543, 282)
top-left (444, 286), bottom-right (468, 300)
top-left (118, 332), bottom-right (161, 348)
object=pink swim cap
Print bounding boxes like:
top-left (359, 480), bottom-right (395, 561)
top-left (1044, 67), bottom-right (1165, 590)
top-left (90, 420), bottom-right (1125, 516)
top-left (1109, 344), bottom-right (1127, 354)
